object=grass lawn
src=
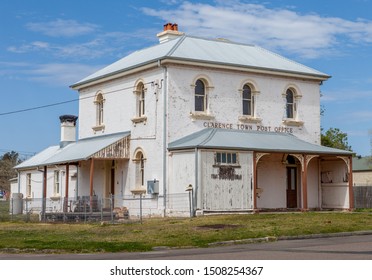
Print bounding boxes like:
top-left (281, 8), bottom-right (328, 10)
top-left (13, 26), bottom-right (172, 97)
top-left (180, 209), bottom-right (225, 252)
top-left (1, 211), bottom-right (372, 254)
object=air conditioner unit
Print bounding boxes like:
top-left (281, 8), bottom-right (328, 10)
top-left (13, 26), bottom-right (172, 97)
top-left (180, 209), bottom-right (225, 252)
top-left (147, 180), bottom-right (159, 194)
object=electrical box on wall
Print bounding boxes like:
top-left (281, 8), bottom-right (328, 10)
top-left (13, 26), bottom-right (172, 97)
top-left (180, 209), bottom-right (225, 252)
top-left (147, 180), bottom-right (159, 194)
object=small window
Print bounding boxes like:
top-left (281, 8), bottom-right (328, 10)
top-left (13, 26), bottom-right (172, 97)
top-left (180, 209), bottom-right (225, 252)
top-left (137, 83), bottom-right (145, 117)
top-left (26, 173), bottom-right (32, 198)
top-left (215, 152), bottom-right (238, 165)
top-left (134, 150), bottom-right (145, 188)
top-left (54, 170), bottom-right (60, 196)
top-left (95, 93), bottom-right (104, 126)
top-left (286, 88), bottom-right (295, 119)
top-left (242, 84), bottom-right (253, 116)
top-left (195, 79), bottom-right (206, 112)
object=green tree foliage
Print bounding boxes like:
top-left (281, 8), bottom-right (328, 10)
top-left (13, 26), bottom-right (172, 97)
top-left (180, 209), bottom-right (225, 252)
top-left (321, 127), bottom-right (352, 151)
top-left (0, 151), bottom-right (22, 192)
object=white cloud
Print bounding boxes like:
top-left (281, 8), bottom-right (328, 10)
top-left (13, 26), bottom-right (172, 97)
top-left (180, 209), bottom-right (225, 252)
top-left (28, 63), bottom-right (103, 86)
top-left (0, 61), bottom-right (102, 86)
top-left (142, 1), bottom-right (372, 58)
top-left (26, 19), bottom-right (98, 37)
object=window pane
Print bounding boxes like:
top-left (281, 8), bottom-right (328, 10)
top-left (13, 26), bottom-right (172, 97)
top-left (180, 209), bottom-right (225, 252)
top-left (286, 104), bottom-right (293, 118)
top-left (195, 96), bottom-right (204, 111)
top-left (243, 85), bottom-right (251, 99)
top-left (216, 153), bottom-right (221, 163)
top-left (232, 153), bottom-right (237, 164)
top-left (227, 153), bottom-right (231, 164)
top-left (221, 153), bottom-right (226, 163)
top-left (286, 89), bottom-right (294, 103)
top-left (195, 80), bottom-right (205, 95)
top-left (243, 100), bottom-right (251, 115)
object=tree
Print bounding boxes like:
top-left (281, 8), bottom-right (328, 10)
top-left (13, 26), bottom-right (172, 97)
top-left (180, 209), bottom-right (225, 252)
top-left (0, 151), bottom-right (22, 192)
top-left (321, 127), bottom-right (352, 151)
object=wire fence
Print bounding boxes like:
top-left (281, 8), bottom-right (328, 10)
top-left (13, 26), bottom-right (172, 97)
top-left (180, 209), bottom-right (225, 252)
top-left (2, 187), bottom-right (371, 223)
top-left (1, 192), bottom-right (191, 223)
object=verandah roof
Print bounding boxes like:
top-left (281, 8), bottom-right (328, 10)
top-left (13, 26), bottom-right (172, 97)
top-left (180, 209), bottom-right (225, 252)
top-left (168, 128), bottom-right (352, 155)
top-left (15, 131), bottom-right (130, 170)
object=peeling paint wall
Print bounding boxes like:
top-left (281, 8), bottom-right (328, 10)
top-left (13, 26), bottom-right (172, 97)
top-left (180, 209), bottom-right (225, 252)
top-left (201, 150), bottom-right (253, 211)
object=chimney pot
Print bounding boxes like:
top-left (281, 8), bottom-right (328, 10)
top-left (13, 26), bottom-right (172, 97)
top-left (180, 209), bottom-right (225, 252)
top-left (59, 115), bottom-right (78, 148)
top-left (157, 23), bottom-right (184, 43)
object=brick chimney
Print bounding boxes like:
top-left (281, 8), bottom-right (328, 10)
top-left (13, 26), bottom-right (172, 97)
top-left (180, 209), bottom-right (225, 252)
top-left (156, 23), bottom-right (184, 43)
top-left (59, 115), bottom-right (78, 148)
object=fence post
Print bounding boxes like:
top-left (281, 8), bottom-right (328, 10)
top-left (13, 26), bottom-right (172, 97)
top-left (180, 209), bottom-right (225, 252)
top-left (10, 197), bottom-right (13, 221)
top-left (101, 197), bottom-right (103, 222)
top-left (140, 193), bottom-right (143, 224)
top-left (25, 199), bottom-right (29, 222)
top-left (110, 194), bottom-right (114, 223)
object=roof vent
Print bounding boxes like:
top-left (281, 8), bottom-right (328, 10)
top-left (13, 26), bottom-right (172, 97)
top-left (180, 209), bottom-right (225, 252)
top-left (157, 22), bottom-right (184, 43)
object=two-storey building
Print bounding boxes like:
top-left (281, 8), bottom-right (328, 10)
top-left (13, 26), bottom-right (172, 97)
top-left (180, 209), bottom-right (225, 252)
top-left (15, 23), bottom-right (354, 217)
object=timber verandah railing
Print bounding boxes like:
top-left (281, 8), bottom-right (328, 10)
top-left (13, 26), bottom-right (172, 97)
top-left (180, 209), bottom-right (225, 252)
top-left (5, 192), bottom-right (191, 223)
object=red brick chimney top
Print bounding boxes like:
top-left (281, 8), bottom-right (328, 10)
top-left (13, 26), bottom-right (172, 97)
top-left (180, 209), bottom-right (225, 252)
top-left (164, 23), bottom-right (178, 31)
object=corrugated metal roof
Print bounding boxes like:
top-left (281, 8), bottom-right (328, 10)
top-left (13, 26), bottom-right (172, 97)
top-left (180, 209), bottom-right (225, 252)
top-left (352, 156), bottom-right (372, 171)
top-left (15, 131), bottom-right (130, 169)
top-left (71, 35), bottom-right (329, 87)
top-left (168, 128), bottom-right (352, 155)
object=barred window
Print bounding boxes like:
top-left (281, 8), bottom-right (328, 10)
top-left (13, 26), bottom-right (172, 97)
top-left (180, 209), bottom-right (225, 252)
top-left (215, 152), bottom-right (238, 165)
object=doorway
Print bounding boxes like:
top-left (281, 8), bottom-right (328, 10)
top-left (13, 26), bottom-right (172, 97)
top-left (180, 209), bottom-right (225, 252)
top-left (286, 166), bottom-right (298, 208)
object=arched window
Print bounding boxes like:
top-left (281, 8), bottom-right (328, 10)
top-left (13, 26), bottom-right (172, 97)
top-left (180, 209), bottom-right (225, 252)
top-left (133, 149), bottom-right (145, 188)
top-left (286, 88), bottom-right (295, 119)
top-left (242, 84), bottom-right (253, 116)
top-left (195, 79), bottom-right (206, 112)
top-left (137, 82), bottom-right (145, 117)
top-left (95, 92), bottom-right (104, 126)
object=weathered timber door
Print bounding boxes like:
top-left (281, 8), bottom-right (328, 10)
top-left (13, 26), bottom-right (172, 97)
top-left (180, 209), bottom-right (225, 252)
top-left (286, 167), bottom-right (297, 208)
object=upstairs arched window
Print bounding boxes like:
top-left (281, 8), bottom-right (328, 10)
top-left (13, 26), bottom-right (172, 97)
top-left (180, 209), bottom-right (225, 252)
top-left (95, 92), bottom-right (104, 126)
top-left (195, 79), bottom-right (207, 112)
top-left (242, 84), bottom-right (253, 116)
top-left (137, 82), bottom-right (145, 117)
top-left (286, 88), bottom-right (295, 119)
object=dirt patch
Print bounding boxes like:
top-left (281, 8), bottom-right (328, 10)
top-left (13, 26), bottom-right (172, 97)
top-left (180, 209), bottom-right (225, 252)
top-left (195, 224), bottom-right (240, 230)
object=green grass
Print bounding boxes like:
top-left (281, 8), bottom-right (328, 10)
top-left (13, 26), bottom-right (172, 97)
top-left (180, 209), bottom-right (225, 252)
top-left (1, 211), bottom-right (372, 254)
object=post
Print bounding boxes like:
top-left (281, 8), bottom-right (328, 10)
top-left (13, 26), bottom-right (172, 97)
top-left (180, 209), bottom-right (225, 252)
top-left (140, 193), bottom-right (143, 224)
top-left (89, 158), bottom-right (94, 210)
top-left (64, 163), bottom-right (69, 212)
top-left (253, 152), bottom-right (258, 212)
top-left (42, 166), bottom-right (47, 221)
top-left (186, 184), bottom-right (193, 217)
top-left (302, 155), bottom-right (308, 211)
top-left (348, 156), bottom-right (354, 210)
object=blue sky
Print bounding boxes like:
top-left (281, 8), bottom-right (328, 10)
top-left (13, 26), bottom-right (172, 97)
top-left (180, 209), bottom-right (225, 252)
top-left (1, 0), bottom-right (372, 158)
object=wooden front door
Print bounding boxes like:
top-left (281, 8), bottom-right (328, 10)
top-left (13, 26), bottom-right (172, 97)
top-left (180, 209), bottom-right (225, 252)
top-left (286, 167), bottom-right (297, 208)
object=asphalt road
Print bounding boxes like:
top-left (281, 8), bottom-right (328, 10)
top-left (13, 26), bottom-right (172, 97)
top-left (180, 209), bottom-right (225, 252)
top-left (1, 233), bottom-right (372, 260)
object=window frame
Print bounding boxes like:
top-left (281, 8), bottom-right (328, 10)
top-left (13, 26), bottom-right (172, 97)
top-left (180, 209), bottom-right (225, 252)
top-left (26, 173), bottom-right (32, 198)
top-left (93, 92), bottom-right (105, 131)
top-left (286, 88), bottom-right (295, 119)
top-left (53, 170), bottom-right (61, 196)
top-left (242, 84), bottom-right (253, 116)
top-left (214, 151), bottom-right (240, 167)
top-left (194, 79), bottom-right (207, 112)
top-left (282, 86), bottom-right (304, 127)
top-left (132, 82), bottom-right (148, 124)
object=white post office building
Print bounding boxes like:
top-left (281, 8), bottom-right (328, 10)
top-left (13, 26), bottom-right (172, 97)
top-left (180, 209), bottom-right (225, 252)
top-left (15, 23), bottom-right (354, 217)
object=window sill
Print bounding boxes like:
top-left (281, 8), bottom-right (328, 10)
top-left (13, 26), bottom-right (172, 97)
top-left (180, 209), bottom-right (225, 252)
top-left (130, 188), bottom-right (146, 195)
top-left (282, 119), bottom-right (304, 127)
top-left (190, 111), bottom-right (215, 120)
top-left (131, 116), bottom-right (147, 124)
top-left (238, 115), bottom-right (262, 123)
top-left (50, 196), bottom-right (61, 201)
top-left (92, 124), bottom-right (105, 132)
